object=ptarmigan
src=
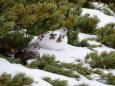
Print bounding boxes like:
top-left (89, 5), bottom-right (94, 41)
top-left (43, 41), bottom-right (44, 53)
top-left (33, 28), bottom-right (68, 50)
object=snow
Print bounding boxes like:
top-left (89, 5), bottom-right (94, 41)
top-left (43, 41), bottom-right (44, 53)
top-left (39, 44), bottom-right (91, 62)
top-left (92, 2), bottom-right (115, 16)
top-left (78, 33), bottom-right (97, 42)
top-left (0, 58), bottom-right (111, 86)
top-left (82, 8), bottom-right (115, 27)
top-left (103, 69), bottom-right (115, 75)
top-left (87, 40), bottom-right (101, 45)
top-left (1, 30), bottom-right (115, 86)
top-left (94, 46), bottom-right (115, 54)
top-left (0, 3), bottom-right (115, 86)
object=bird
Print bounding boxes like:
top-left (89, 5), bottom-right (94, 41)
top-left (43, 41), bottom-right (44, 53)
top-left (36, 28), bottom-right (68, 50)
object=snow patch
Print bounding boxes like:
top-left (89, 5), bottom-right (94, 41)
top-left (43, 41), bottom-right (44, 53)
top-left (82, 8), bottom-right (115, 27)
top-left (0, 58), bottom-right (110, 86)
top-left (87, 40), bottom-right (101, 45)
top-left (94, 46), bottom-right (115, 54)
top-left (78, 33), bottom-right (97, 42)
top-left (92, 2), bottom-right (115, 16)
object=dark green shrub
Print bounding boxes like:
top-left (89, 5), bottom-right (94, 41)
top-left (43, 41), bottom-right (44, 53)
top-left (43, 77), bottom-right (67, 86)
top-left (108, 3), bottom-right (115, 12)
top-left (98, 0), bottom-right (115, 3)
top-left (0, 73), bottom-right (33, 86)
top-left (106, 23), bottom-right (115, 28)
top-left (0, 55), bottom-right (23, 64)
top-left (103, 34), bottom-right (115, 48)
top-left (101, 73), bottom-right (115, 85)
top-left (76, 14), bottom-right (100, 34)
top-left (67, 28), bottom-right (79, 46)
top-left (60, 63), bottom-right (93, 77)
top-left (27, 54), bottom-right (58, 69)
top-left (96, 7), bottom-right (113, 16)
top-left (77, 40), bottom-right (102, 50)
top-left (0, 0), bottom-right (84, 50)
top-left (77, 83), bottom-right (89, 86)
top-left (85, 51), bottom-right (115, 69)
top-left (0, 31), bottom-right (33, 48)
top-left (77, 40), bottom-right (89, 47)
top-left (27, 54), bottom-right (80, 78)
top-left (0, 0), bottom-right (82, 35)
top-left (83, 0), bottom-right (95, 9)
top-left (96, 23), bottom-right (115, 48)
top-left (93, 69), bottom-right (103, 75)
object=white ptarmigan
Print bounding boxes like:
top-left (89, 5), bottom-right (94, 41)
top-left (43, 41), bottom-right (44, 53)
top-left (33, 28), bottom-right (68, 50)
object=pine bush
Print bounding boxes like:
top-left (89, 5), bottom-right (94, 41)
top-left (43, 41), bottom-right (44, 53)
top-left (77, 83), bottom-right (89, 86)
top-left (0, 73), bottom-right (33, 86)
top-left (96, 7), bottom-right (113, 16)
top-left (0, 0), bottom-right (84, 48)
top-left (101, 73), bottom-right (115, 85)
top-left (43, 77), bottom-right (67, 86)
top-left (0, 31), bottom-right (33, 48)
top-left (27, 54), bottom-right (80, 78)
top-left (60, 63), bottom-right (93, 77)
top-left (96, 23), bottom-right (115, 48)
top-left (67, 28), bottom-right (79, 46)
top-left (75, 14), bottom-right (100, 34)
top-left (0, 55), bottom-right (23, 64)
top-left (77, 40), bottom-right (89, 47)
top-left (103, 34), bottom-right (115, 48)
top-left (85, 51), bottom-right (115, 69)
top-left (83, 0), bottom-right (95, 9)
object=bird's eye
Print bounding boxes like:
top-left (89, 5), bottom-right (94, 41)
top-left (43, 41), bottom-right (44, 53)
top-left (64, 29), bottom-right (66, 31)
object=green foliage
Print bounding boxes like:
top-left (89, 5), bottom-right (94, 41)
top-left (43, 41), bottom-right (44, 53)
top-left (96, 7), bottom-right (113, 16)
top-left (60, 63), bottom-right (93, 77)
top-left (96, 23), bottom-right (115, 48)
top-left (94, 0), bottom-right (115, 12)
top-left (0, 31), bottom-right (33, 48)
top-left (27, 54), bottom-right (105, 79)
top-left (27, 54), bottom-right (80, 78)
top-left (77, 40), bottom-right (102, 51)
top-left (103, 34), bottom-right (115, 48)
top-left (68, 0), bottom-right (86, 6)
top-left (27, 54), bottom-right (58, 69)
top-left (101, 73), bottom-right (115, 85)
top-left (0, 0), bottom-right (82, 35)
top-left (0, 73), bottom-right (33, 86)
top-left (0, 55), bottom-right (23, 64)
top-left (98, 0), bottom-right (115, 3)
top-left (0, 0), bottom-right (83, 47)
top-left (77, 40), bottom-right (89, 47)
top-left (67, 28), bottom-right (79, 46)
top-left (68, 13), bottom-right (100, 46)
top-left (83, 0), bottom-right (95, 9)
top-left (43, 77), bottom-right (67, 86)
top-left (85, 51), bottom-right (115, 69)
top-left (76, 14), bottom-right (100, 34)
top-left (108, 3), bottom-right (115, 12)
top-left (87, 44), bottom-right (103, 51)
top-left (93, 69), bottom-right (103, 75)
top-left (77, 83), bottom-right (89, 86)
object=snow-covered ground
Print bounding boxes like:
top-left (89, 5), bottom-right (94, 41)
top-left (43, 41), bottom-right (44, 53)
top-left (92, 2), bottom-right (115, 16)
top-left (39, 44), bottom-right (91, 62)
top-left (0, 58), bottom-right (112, 86)
top-left (78, 33), bottom-right (97, 42)
top-left (0, 3), bottom-right (115, 86)
top-left (82, 8), bottom-right (115, 27)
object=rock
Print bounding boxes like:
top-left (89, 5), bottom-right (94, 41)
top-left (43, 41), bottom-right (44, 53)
top-left (15, 43), bottom-right (40, 64)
